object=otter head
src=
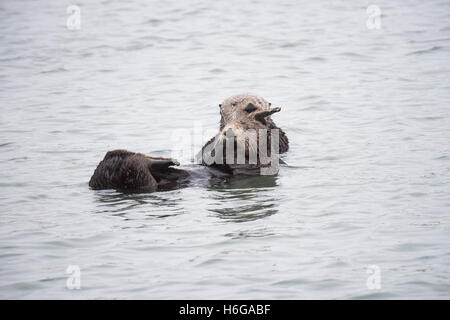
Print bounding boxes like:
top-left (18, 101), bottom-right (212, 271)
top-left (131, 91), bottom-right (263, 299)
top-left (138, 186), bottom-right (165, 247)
top-left (219, 94), bottom-right (279, 130)
top-left (200, 94), bottom-right (289, 175)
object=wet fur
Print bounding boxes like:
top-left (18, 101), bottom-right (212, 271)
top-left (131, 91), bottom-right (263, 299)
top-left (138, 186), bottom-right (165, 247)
top-left (89, 150), bottom-right (188, 192)
top-left (201, 94), bottom-right (289, 169)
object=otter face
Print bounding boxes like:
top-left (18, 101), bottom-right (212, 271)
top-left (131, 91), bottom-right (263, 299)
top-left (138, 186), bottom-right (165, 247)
top-left (219, 94), bottom-right (273, 130)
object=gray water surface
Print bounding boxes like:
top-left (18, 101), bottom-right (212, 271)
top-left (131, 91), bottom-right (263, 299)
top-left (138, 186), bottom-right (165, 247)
top-left (1, 0), bottom-right (449, 299)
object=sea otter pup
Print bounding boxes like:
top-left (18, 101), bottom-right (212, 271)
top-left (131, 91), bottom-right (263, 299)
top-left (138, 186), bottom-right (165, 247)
top-left (89, 94), bottom-right (288, 191)
top-left (198, 94), bottom-right (289, 175)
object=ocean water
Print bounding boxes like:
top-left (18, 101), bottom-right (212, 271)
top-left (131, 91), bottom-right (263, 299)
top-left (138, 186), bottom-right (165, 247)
top-left (0, 0), bottom-right (449, 299)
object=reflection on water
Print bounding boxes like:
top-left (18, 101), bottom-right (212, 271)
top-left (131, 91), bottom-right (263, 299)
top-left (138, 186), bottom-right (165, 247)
top-left (92, 173), bottom-right (279, 223)
top-left (210, 201), bottom-right (278, 223)
top-left (92, 189), bottom-right (185, 218)
top-left (209, 175), bottom-right (279, 190)
top-left (208, 175), bottom-right (279, 223)
top-left (224, 227), bottom-right (275, 240)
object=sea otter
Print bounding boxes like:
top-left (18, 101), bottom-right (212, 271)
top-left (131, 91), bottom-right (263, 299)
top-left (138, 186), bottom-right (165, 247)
top-left (197, 94), bottom-right (289, 175)
top-left (89, 94), bottom-right (289, 192)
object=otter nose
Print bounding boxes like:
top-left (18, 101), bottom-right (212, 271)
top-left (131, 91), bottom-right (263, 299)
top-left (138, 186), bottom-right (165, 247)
top-left (244, 103), bottom-right (257, 113)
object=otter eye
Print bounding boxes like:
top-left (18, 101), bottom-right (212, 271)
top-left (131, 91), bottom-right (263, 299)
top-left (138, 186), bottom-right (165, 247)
top-left (232, 102), bottom-right (237, 107)
top-left (269, 103), bottom-right (272, 107)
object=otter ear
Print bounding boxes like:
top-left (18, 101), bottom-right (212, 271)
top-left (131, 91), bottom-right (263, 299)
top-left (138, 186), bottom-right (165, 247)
top-left (149, 158), bottom-right (180, 171)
